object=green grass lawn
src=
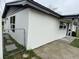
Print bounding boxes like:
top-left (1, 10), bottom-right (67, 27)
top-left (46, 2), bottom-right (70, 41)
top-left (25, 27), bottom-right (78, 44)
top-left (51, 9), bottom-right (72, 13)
top-left (70, 30), bottom-right (79, 48)
top-left (70, 39), bottom-right (79, 48)
top-left (24, 50), bottom-right (42, 59)
top-left (4, 50), bottom-right (42, 59)
top-left (77, 31), bottom-right (79, 37)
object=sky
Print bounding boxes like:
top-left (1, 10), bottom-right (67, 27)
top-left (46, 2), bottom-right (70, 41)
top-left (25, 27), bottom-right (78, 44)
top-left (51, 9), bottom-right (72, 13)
top-left (0, 0), bottom-right (79, 15)
top-left (34, 0), bottom-right (79, 15)
top-left (0, 0), bottom-right (17, 13)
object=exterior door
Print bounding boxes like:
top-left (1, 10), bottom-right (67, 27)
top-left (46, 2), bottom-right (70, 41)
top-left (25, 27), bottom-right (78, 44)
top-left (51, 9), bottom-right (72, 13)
top-left (66, 23), bottom-right (72, 36)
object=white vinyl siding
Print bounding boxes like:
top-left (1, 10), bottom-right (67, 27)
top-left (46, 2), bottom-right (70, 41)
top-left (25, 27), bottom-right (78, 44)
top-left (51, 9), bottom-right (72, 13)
top-left (27, 9), bottom-right (67, 49)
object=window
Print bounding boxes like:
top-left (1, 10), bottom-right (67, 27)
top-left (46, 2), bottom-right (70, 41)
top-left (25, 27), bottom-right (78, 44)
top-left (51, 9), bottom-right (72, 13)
top-left (2, 21), bottom-right (4, 29)
top-left (59, 21), bottom-right (66, 29)
top-left (72, 18), bottom-right (74, 20)
top-left (2, 21), bottom-right (4, 26)
top-left (10, 16), bottom-right (15, 32)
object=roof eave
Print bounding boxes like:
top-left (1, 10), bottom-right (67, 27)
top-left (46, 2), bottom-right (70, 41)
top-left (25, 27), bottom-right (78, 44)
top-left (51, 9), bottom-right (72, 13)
top-left (2, 0), bottom-right (61, 18)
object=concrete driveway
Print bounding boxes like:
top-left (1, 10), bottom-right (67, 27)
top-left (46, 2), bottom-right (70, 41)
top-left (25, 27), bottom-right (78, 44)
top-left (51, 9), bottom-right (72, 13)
top-left (34, 39), bottom-right (79, 59)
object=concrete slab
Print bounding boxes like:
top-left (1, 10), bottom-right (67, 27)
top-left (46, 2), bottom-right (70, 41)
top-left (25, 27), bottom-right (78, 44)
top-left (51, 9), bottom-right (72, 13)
top-left (34, 40), bottom-right (79, 59)
top-left (61, 36), bottom-right (76, 43)
top-left (5, 44), bottom-right (17, 51)
top-left (7, 39), bottom-right (13, 44)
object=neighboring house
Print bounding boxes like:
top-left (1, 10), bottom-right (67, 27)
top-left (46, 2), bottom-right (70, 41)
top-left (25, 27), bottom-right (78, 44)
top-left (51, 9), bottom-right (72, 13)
top-left (2, 0), bottom-right (79, 50)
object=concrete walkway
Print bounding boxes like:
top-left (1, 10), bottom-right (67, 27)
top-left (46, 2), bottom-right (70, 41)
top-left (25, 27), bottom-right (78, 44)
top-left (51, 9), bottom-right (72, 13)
top-left (61, 36), bottom-right (76, 43)
top-left (34, 39), bottom-right (79, 59)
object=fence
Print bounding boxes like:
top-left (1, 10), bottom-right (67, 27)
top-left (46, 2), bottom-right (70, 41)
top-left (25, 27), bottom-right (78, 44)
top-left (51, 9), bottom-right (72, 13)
top-left (3, 28), bottom-right (27, 59)
top-left (3, 28), bottom-right (26, 47)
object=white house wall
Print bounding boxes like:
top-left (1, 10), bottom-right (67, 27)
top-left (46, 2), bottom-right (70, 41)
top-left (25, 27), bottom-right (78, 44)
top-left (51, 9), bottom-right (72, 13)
top-left (4, 9), bottom-right (29, 46)
top-left (0, 13), bottom-right (3, 59)
top-left (3, 18), bottom-right (10, 30)
top-left (72, 25), bottom-right (76, 31)
top-left (27, 9), bottom-right (67, 49)
top-left (4, 8), bottom-right (67, 50)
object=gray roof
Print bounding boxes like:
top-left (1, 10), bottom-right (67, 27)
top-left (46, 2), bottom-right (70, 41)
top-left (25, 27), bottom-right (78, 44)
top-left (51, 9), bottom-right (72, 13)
top-left (2, 0), bottom-right (79, 19)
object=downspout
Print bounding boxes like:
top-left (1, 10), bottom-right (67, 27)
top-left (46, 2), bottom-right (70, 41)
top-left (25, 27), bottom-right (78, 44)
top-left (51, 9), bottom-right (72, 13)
top-left (70, 19), bottom-right (73, 36)
top-left (66, 23), bottom-right (69, 36)
top-left (76, 18), bottom-right (79, 37)
top-left (70, 18), bottom-right (74, 36)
